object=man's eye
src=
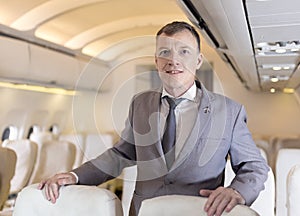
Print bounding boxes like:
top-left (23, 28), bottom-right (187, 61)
top-left (180, 49), bottom-right (191, 55)
top-left (159, 50), bottom-right (170, 57)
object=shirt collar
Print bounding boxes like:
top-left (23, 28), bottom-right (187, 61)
top-left (161, 82), bottom-right (197, 102)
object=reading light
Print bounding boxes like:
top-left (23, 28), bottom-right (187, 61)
top-left (272, 66), bottom-right (282, 71)
top-left (275, 48), bottom-right (286, 54)
top-left (291, 48), bottom-right (300, 52)
top-left (0, 81), bottom-right (76, 95)
top-left (270, 77), bottom-right (279, 82)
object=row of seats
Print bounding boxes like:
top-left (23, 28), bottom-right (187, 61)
top-left (0, 132), bottom-right (115, 214)
top-left (2, 135), bottom-right (300, 215)
top-left (8, 163), bottom-right (300, 216)
top-left (11, 184), bottom-right (260, 216)
top-left (29, 130), bottom-right (115, 169)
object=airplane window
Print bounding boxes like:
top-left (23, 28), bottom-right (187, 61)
top-left (27, 125), bottom-right (41, 139)
top-left (49, 124), bottom-right (60, 136)
top-left (1, 126), bottom-right (18, 141)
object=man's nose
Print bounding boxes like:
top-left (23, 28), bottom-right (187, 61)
top-left (167, 53), bottom-right (180, 65)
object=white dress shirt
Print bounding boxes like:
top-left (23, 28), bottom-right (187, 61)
top-left (161, 82), bottom-right (201, 158)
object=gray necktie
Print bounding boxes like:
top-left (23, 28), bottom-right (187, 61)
top-left (162, 97), bottom-right (183, 170)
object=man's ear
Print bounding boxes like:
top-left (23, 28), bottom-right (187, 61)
top-left (196, 53), bottom-right (203, 69)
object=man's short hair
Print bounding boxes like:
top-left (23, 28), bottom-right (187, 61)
top-left (156, 21), bottom-right (201, 51)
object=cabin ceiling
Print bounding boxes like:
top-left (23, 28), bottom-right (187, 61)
top-left (0, 0), bottom-right (299, 93)
top-left (0, 0), bottom-right (189, 62)
top-left (178, 0), bottom-right (300, 93)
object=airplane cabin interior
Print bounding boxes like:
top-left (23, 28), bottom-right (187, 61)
top-left (0, 0), bottom-right (300, 215)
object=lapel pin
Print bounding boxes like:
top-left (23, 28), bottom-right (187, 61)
top-left (203, 107), bottom-right (210, 113)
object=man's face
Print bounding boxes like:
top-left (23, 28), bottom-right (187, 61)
top-left (155, 30), bottom-right (202, 92)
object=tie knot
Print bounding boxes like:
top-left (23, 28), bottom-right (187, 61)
top-left (165, 97), bottom-right (183, 110)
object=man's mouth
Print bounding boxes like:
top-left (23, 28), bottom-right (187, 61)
top-left (166, 70), bottom-right (183, 74)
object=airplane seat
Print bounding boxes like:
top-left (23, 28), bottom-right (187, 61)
top-left (83, 133), bottom-right (118, 192)
top-left (224, 148), bottom-right (275, 216)
top-left (276, 148), bottom-right (300, 216)
top-left (13, 184), bottom-right (123, 216)
top-left (253, 138), bottom-right (272, 166)
top-left (286, 164), bottom-right (300, 216)
top-left (121, 165), bottom-right (137, 216)
top-left (271, 137), bottom-right (300, 172)
top-left (58, 133), bottom-right (85, 169)
top-left (1, 139), bottom-right (38, 195)
top-left (29, 129), bottom-right (54, 148)
top-left (28, 140), bottom-right (76, 184)
top-left (0, 147), bottom-right (17, 211)
top-left (138, 195), bottom-right (259, 216)
top-left (82, 133), bottom-right (114, 163)
top-left (28, 129), bottom-right (55, 184)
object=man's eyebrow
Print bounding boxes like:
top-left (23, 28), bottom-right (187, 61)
top-left (175, 44), bottom-right (195, 51)
top-left (157, 46), bottom-right (170, 50)
top-left (179, 45), bottom-right (193, 49)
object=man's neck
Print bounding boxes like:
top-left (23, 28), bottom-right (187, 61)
top-left (164, 82), bottom-right (194, 98)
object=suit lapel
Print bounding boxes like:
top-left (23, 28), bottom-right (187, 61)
top-left (143, 90), bottom-right (165, 158)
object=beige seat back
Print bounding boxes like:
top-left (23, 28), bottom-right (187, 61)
top-left (2, 139), bottom-right (37, 194)
top-left (276, 148), bottom-right (300, 216)
top-left (13, 184), bottom-right (123, 216)
top-left (59, 133), bottom-right (85, 168)
top-left (271, 137), bottom-right (300, 172)
top-left (287, 164), bottom-right (300, 216)
top-left (29, 130), bottom-right (53, 149)
top-left (28, 140), bottom-right (76, 184)
top-left (82, 134), bottom-right (113, 163)
top-left (0, 147), bottom-right (17, 210)
top-left (138, 195), bottom-right (259, 216)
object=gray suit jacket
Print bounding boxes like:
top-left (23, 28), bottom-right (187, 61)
top-left (73, 81), bottom-right (269, 216)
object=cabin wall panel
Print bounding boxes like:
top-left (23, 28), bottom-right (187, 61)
top-left (0, 88), bottom-right (73, 138)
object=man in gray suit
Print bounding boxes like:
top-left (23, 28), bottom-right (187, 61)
top-left (39, 21), bottom-right (269, 216)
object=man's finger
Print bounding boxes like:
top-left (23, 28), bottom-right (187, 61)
top-left (44, 183), bottom-right (51, 201)
top-left (37, 180), bottom-right (45, 190)
top-left (199, 189), bottom-right (212, 197)
top-left (225, 198), bottom-right (238, 212)
top-left (214, 196), bottom-right (231, 216)
top-left (49, 183), bottom-right (58, 203)
top-left (207, 193), bottom-right (227, 216)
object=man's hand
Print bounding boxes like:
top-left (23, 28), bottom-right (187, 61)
top-left (199, 186), bottom-right (246, 216)
top-left (38, 172), bottom-right (77, 204)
